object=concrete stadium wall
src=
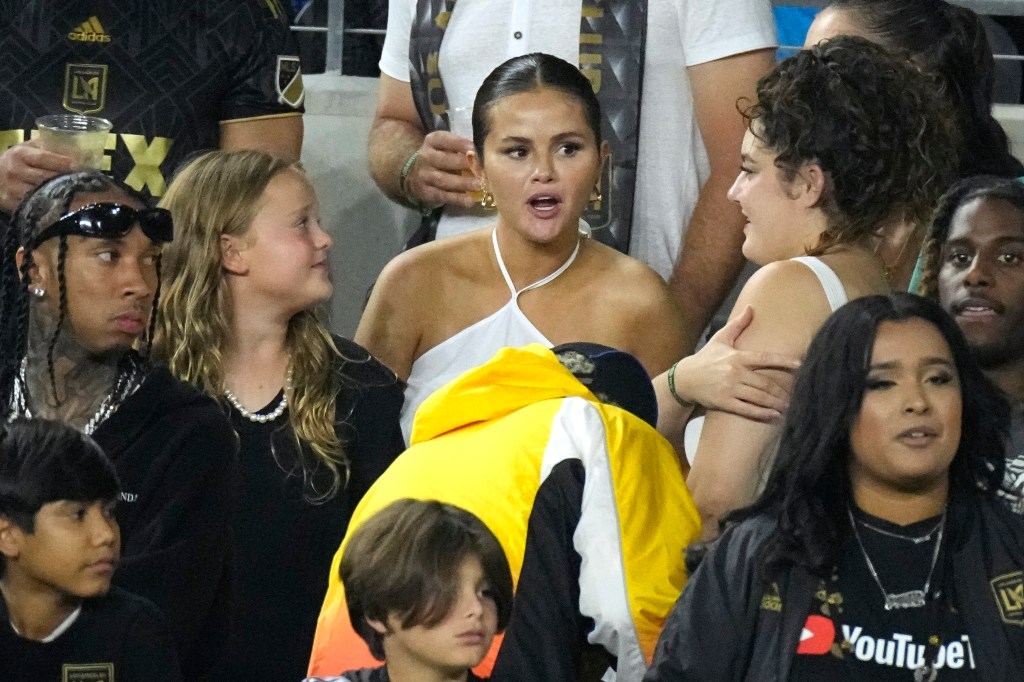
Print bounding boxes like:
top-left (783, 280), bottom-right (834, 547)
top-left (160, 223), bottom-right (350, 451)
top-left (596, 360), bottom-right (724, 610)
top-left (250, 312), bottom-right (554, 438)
top-left (301, 73), bottom-right (416, 338)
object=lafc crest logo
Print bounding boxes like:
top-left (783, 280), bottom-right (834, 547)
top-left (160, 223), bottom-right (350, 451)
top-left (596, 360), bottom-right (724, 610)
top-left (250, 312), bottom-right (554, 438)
top-left (69, 16), bottom-right (111, 43)
top-left (276, 56), bottom-right (304, 108)
top-left (63, 64), bottom-right (108, 115)
top-left (63, 662), bottom-right (113, 682)
top-left (991, 571), bottom-right (1024, 626)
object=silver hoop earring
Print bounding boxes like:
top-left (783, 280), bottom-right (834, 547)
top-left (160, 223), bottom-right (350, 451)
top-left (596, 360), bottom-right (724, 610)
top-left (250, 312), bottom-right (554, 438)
top-left (31, 287), bottom-right (45, 298)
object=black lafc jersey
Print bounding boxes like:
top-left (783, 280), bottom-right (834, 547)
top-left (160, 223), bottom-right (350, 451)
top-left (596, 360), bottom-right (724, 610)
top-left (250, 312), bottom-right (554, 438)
top-left (0, 0), bottom-right (304, 199)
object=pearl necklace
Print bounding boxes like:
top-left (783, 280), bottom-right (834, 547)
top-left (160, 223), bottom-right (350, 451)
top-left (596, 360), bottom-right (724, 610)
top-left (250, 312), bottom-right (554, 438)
top-left (223, 369), bottom-right (292, 424)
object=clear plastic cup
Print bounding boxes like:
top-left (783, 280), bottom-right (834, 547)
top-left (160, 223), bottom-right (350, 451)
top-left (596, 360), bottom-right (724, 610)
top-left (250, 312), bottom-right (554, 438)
top-left (36, 114), bottom-right (112, 169)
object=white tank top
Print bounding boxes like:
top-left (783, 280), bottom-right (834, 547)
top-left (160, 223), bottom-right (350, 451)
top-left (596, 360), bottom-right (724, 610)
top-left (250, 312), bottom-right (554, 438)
top-left (683, 256), bottom-right (849, 464)
top-left (400, 229), bottom-right (580, 443)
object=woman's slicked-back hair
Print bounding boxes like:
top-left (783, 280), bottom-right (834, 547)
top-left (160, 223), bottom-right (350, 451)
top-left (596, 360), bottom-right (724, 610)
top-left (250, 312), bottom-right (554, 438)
top-left (471, 52), bottom-right (601, 159)
top-left (729, 293), bottom-right (1008, 582)
top-left (341, 499), bottom-right (514, 660)
top-left (745, 36), bottom-right (956, 252)
top-left (919, 175), bottom-right (1024, 297)
top-left (824, 0), bottom-right (1023, 179)
top-left (0, 171), bottom-right (153, 415)
top-left (157, 149), bottom-right (354, 501)
top-left (0, 417), bottom-right (119, 532)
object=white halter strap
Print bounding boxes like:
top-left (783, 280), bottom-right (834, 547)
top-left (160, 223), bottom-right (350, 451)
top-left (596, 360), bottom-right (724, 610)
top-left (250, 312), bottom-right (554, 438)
top-left (491, 228), bottom-right (581, 300)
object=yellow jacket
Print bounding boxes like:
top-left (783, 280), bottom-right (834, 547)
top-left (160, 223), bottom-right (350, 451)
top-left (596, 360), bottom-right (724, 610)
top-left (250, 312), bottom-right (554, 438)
top-left (308, 345), bottom-right (700, 680)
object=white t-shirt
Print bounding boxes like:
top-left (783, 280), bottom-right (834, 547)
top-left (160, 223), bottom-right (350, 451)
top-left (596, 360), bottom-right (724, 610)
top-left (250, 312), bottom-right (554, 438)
top-left (380, 0), bottom-right (777, 280)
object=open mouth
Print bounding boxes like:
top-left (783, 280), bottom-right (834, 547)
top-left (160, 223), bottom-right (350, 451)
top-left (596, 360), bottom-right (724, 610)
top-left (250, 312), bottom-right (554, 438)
top-left (954, 297), bottom-right (1003, 318)
top-left (897, 426), bottom-right (938, 447)
top-left (527, 194), bottom-right (561, 215)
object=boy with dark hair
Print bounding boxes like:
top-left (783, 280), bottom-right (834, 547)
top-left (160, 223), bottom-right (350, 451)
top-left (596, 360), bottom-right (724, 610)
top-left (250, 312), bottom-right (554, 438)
top-left (310, 498), bottom-right (513, 682)
top-left (0, 418), bottom-right (182, 682)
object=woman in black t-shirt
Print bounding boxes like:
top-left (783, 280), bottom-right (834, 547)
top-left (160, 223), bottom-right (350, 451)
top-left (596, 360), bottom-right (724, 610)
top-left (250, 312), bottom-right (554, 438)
top-left (646, 293), bottom-right (1024, 682)
top-left (155, 150), bottom-right (405, 682)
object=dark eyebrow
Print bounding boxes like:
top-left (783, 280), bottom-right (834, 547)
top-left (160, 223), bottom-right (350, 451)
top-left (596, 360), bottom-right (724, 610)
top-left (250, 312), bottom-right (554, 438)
top-left (945, 235), bottom-right (1024, 249)
top-left (498, 135), bottom-right (530, 145)
top-left (868, 357), bottom-right (955, 371)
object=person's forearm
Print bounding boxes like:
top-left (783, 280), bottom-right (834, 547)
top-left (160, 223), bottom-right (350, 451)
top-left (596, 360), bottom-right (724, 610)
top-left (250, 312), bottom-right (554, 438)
top-left (368, 117), bottom-right (426, 208)
top-left (669, 176), bottom-right (748, 347)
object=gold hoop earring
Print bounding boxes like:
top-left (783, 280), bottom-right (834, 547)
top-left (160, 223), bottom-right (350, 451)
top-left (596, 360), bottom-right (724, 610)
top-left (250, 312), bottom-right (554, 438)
top-left (589, 186), bottom-right (602, 206)
top-left (479, 190), bottom-right (496, 210)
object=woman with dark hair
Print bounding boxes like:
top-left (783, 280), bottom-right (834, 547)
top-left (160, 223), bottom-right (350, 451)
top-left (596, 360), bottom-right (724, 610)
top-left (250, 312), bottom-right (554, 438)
top-left (646, 293), bottom-right (1024, 681)
top-left (366, 52), bottom-right (793, 445)
top-left (669, 37), bottom-right (955, 539)
top-left (0, 171), bottom-right (238, 680)
top-left (806, 0), bottom-right (1022, 181)
top-left (358, 52), bottom-right (689, 443)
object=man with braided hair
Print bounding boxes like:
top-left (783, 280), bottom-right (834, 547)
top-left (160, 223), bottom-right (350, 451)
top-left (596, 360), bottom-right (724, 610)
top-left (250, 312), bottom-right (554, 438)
top-left (0, 171), bottom-right (238, 680)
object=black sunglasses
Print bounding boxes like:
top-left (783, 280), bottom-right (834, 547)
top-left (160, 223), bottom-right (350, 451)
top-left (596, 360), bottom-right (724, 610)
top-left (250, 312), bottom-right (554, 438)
top-left (29, 203), bottom-right (174, 248)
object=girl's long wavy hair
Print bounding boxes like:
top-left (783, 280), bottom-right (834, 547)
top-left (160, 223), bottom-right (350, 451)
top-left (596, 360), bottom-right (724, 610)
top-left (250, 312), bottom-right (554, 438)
top-left (155, 150), bottom-right (349, 500)
top-left (727, 293), bottom-right (1009, 583)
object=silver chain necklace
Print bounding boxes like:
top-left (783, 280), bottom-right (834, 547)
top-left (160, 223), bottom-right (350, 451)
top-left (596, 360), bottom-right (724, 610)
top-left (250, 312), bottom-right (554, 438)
top-left (847, 505), bottom-right (946, 611)
top-left (855, 515), bottom-right (944, 545)
top-left (223, 368), bottom-right (292, 424)
top-left (10, 356), bottom-right (142, 435)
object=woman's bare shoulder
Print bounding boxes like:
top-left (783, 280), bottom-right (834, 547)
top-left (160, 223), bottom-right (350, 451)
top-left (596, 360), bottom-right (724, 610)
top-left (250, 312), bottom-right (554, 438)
top-left (731, 260), bottom-right (838, 354)
top-left (583, 240), bottom-right (669, 290)
top-left (375, 228), bottom-right (491, 293)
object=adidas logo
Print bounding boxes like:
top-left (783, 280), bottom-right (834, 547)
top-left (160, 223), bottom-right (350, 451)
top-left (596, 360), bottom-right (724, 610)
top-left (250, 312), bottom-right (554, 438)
top-left (68, 16), bottom-right (111, 43)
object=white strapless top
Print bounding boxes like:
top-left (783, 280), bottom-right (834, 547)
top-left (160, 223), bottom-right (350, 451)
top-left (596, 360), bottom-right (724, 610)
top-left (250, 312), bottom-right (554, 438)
top-left (400, 229), bottom-right (579, 443)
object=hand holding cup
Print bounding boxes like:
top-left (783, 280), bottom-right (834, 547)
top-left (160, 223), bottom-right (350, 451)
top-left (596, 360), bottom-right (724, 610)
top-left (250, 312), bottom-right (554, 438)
top-left (36, 114), bottom-right (112, 170)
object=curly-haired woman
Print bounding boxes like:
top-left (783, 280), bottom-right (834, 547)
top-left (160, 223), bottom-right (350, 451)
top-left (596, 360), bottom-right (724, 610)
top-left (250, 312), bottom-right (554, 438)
top-left (804, 0), bottom-right (1024, 290)
top-left (659, 36), bottom-right (957, 540)
top-left (645, 293), bottom-right (1024, 681)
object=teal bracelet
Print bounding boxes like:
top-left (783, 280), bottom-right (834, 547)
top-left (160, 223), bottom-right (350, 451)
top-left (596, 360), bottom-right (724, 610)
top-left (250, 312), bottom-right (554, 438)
top-left (398, 150), bottom-right (434, 216)
top-left (667, 362), bottom-right (695, 408)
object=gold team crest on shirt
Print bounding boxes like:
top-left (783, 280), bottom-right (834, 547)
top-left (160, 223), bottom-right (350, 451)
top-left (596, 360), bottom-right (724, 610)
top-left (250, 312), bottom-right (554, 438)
top-left (63, 63), bottom-right (108, 115)
top-left (991, 571), bottom-right (1024, 626)
top-left (63, 662), bottom-right (114, 682)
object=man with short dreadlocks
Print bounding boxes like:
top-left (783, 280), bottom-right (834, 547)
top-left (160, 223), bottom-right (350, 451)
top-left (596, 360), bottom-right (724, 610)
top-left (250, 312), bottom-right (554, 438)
top-left (0, 171), bottom-right (239, 681)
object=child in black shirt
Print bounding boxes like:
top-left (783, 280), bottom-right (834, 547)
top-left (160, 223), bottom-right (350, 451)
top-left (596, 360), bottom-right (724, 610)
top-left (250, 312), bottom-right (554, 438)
top-left (0, 418), bottom-right (182, 682)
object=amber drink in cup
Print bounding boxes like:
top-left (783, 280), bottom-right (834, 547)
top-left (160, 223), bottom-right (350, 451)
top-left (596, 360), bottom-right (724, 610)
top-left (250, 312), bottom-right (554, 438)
top-left (446, 106), bottom-right (486, 204)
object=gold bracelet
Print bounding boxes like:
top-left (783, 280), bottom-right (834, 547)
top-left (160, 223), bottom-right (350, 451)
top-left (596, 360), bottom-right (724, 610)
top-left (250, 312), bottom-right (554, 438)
top-left (667, 361), bottom-right (695, 408)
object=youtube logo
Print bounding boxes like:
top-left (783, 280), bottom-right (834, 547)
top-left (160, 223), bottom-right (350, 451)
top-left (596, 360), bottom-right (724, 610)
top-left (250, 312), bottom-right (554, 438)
top-left (797, 614), bottom-right (835, 655)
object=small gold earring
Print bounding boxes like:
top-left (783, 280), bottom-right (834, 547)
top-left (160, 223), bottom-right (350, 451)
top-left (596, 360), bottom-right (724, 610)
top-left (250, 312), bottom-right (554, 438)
top-left (589, 186), bottom-right (602, 205)
top-left (479, 190), bottom-right (496, 210)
